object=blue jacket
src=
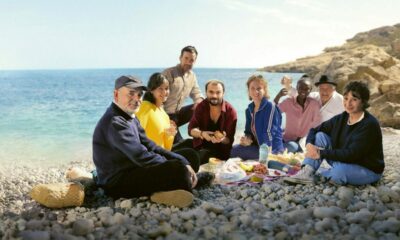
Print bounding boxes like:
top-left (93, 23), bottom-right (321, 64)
top-left (92, 103), bottom-right (189, 186)
top-left (244, 97), bottom-right (284, 153)
top-left (307, 111), bottom-right (384, 174)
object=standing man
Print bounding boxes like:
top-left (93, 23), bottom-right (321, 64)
top-left (188, 80), bottom-right (237, 162)
top-left (92, 75), bottom-right (213, 208)
top-left (274, 77), bottom-right (321, 152)
top-left (163, 46), bottom-right (204, 143)
top-left (309, 75), bottom-right (345, 122)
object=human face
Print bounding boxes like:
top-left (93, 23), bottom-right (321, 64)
top-left (114, 87), bottom-right (143, 114)
top-left (179, 51), bottom-right (197, 73)
top-left (206, 83), bottom-right (224, 106)
top-left (248, 80), bottom-right (265, 103)
top-left (343, 91), bottom-right (363, 115)
top-left (318, 83), bottom-right (335, 104)
top-left (151, 80), bottom-right (169, 106)
top-left (296, 81), bottom-right (312, 101)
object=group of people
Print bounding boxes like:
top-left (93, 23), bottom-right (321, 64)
top-left (92, 46), bottom-right (385, 208)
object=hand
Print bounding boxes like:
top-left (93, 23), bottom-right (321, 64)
top-left (274, 88), bottom-right (289, 104)
top-left (201, 131), bottom-right (215, 142)
top-left (186, 165), bottom-right (198, 188)
top-left (278, 88), bottom-right (288, 97)
top-left (212, 131), bottom-right (226, 143)
top-left (239, 135), bottom-right (253, 146)
top-left (305, 143), bottom-right (320, 159)
top-left (165, 121), bottom-right (177, 136)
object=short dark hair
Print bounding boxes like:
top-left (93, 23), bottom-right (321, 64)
top-left (205, 79), bottom-right (225, 92)
top-left (343, 81), bottom-right (370, 110)
top-left (143, 73), bottom-right (168, 104)
top-left (180, 46), bottom-right (198, 57)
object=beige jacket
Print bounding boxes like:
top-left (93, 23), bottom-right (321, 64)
top-left (162, 65), bottom-right (203, 114)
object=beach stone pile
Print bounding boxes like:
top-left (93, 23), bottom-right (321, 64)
top-left (0, 130), bottom-right (399, 239)
top-left (261, 23), bottom-right (400, 129)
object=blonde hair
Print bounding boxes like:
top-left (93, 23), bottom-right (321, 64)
top-left (246, 75), bottom-right (269, 100)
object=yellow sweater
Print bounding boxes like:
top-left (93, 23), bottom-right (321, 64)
top-left (136, 101), bottom-right (174, 150)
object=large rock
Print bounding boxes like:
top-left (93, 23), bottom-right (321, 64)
top-left (260, 23), bottom-right (400, 129)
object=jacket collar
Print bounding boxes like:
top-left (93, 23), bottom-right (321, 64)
top-left (249, 97), bottom-right (269, 112)
top-left (111, 102), bottom-right (134, 120)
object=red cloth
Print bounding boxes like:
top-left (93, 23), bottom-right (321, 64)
top-left (188, 99), bottom-right (237, 160)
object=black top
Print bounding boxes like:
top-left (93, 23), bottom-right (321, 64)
top-left (306, 111), bottom-right (384, 174)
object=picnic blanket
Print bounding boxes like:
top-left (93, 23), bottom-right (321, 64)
top-left (200, 157), bottom-right (302, 186)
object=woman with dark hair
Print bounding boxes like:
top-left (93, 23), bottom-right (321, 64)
top-left (230, 75), bottom-right (284, 160)
top-left (136, 73), bottom-right (177, 150)
top-left (284, 81), bottom-right (384, 185)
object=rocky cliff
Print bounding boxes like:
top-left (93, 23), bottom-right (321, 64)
top-left (261, 23), bottom-right (400, 128)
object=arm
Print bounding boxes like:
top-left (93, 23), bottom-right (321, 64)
top-left (310, 101), bottom-right (322, 128)
top-left (136, 119), bottom-right (189, 165)
top-left (164, 121), bottom-right (176, 151)
top-left (244, 107), bottom-right (255, 141)
top-left (189, 75), bottom-right (204, 103)
top-left (274, 88), bottom-right (288, 104)
top-left (320, 121), bottom-right (380, 163)
top-left (220, 107), bottom-right (237, 145)
top-left (108, 117), bottom-right (158, 167)
top-left (271, 106), bottom-right (284, 154)
top-left (306, 115), bottom-right (336, 144)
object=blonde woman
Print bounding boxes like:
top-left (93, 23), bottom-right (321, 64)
top-left (230, 75), bottom-right (284, 160)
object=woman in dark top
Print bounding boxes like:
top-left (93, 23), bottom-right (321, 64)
top-left (284, 81), bottom-right (384, 185)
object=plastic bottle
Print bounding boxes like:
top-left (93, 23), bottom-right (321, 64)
top-left (259, 143), bottom-right (269, 165)
top-left (267, 160), bottom-right (292, 172)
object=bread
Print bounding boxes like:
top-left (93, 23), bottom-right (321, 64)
top-left (214, 130), bottom-right (225, 140)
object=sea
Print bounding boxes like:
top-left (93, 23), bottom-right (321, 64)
top-left (0, 68), bottom-right (303, 166)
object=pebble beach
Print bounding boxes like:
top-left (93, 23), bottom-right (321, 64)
top-left (1, 128), bottom-right (399, 239)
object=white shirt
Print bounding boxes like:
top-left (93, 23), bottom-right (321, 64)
top-left (309, 91), bottom-right (345, 123)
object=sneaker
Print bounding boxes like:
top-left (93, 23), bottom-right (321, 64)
top-left (150, 189), bottom-right (193, 208)
top-left (195, 172), bottom-right (215, 189)
top-left (283, 165), bottom-right (315, 185)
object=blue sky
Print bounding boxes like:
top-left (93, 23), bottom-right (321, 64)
top-left (1, 0), bottom-right (400, 69)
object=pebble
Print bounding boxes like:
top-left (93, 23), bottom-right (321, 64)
top-left (72, 219), bottom-right (94, 236)
top-left (315, 218), bottom-right (337, 232)
top-left (201, 202), bottom-right (224, 214)
top-left (20, 230), bottom-right (50, 240)
top-left (1, 137), bottom-right (400, 239)
top-left (313, 206), bottom-right (343, 219)
top-left (346, 208), bottom-right (374, 225)
top-left (371, 217), bottom-right (400, 233)
top-left (338, 187), bottom-right (354, 201)
top-left (120, 199), bottom-right (133, 209)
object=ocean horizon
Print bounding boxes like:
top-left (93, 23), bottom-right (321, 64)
top-left (0, 68), bottom-right (304, 166)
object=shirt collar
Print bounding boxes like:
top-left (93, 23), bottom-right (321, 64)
top-left (347, 112), bottom-right (365, 125)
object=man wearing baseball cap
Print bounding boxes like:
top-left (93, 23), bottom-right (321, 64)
top-left (92, 75), bottom-right (213, 208)
top-left (309, 75), bottom-right (345, 122)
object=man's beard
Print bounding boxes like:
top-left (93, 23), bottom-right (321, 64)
top-left (208, 98), bottom-right (222, 106)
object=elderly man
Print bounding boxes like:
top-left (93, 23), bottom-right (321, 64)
top-left (92, 75), bottom-right (213, 208)
top-left (163, 46), bottom-right (204, 143)
top-left (309, 75), bottom-right (345, 122)
top-left (188, 80), bottom-right (237, 162)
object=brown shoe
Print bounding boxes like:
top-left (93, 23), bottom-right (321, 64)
top-left (150, 189), bottom-right (193, 208)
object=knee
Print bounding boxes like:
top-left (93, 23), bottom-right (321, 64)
top-left (230, 145), bottom-right (241, 157)
top-left (315, 132), bottom-right (331, 148)
top-left (315, 132), bottom-right (328, 141)
top-left (327, 166), bottom-right (348, 185)
top-left (285, 141), bottom-right (300, 153)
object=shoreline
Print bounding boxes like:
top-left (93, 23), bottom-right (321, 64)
top-left (0, 129), bottom-right (399, 238)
